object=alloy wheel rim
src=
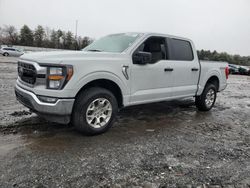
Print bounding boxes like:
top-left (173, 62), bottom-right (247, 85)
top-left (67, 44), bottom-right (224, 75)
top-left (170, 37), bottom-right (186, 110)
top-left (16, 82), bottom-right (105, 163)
top-left (205, 89), bottom-right (215, 108)
top-left (86, 98), bottom-right (112, 128)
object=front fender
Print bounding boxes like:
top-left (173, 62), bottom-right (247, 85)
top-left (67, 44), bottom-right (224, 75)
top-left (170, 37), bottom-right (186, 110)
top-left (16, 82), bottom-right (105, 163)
top-left (71, 71), bottom-right (130, 104)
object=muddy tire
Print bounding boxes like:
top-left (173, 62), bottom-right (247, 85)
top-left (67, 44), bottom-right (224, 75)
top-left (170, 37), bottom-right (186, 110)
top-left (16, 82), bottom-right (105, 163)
top-left (72, 87), bottom-right (118, 135)
top-left (195, 83), bottom-right (217, 111)
top-left (3, 52), bottom-right (9, 56)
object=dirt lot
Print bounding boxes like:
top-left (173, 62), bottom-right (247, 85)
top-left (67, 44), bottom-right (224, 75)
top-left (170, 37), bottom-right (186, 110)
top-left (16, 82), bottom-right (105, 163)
top-left (0, 56), bottom-right (249, 188)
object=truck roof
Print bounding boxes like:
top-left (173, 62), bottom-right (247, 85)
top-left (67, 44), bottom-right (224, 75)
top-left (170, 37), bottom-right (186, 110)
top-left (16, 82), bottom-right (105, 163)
top-left (112, 32), bottom-right (192, 42)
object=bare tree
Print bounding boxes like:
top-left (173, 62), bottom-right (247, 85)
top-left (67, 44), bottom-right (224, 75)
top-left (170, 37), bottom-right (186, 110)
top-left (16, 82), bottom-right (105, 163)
top-left (2, 25), bottom-right (19, 45)
top-left (0, 27), bottom-right (5, 44)
top-left (81, 36), bottom-right (93, 49)
top-left (43, 26), bottom-right (52, 47)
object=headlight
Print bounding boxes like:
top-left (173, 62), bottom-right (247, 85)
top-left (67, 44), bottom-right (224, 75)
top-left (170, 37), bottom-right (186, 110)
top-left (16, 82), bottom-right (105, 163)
top-left (49, 67), bottom-right (63, 75)
top-left (46, 65), bottom-right (73, 89)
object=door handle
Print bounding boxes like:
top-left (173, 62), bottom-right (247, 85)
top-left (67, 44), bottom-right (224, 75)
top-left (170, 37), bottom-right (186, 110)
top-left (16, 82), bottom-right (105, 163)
top-left (164, 68), bottom-right (174, 72)
top-left (191, 68), bottom-right (199, 71)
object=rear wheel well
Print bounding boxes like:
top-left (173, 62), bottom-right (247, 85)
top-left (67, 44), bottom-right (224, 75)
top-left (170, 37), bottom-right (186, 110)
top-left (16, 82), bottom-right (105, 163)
top-left (75, 79), bottom-right (123, 108)
top-left (206, 76), bottom-right (219, 91)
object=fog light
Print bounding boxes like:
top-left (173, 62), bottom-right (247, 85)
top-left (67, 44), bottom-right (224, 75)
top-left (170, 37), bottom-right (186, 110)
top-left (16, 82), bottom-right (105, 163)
top-left (37, 95), bottom-right (58, 103)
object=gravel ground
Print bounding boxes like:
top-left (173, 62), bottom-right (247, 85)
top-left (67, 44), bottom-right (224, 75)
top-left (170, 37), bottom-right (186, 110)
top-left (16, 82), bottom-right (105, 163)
top-left (0, 57), bottom-right (250, 188)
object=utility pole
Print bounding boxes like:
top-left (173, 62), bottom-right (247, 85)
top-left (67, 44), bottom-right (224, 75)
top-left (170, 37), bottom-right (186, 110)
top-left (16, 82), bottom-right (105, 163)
top-left (75, 20), bottom-right (78, 40)
top-left (75, 20), bottom-right (78, 50)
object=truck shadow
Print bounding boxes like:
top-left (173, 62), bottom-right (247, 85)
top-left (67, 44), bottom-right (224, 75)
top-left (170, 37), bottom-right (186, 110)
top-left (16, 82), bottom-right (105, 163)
top-left (0, 98), bottom-right (218, 152)
top-left (3, 98), bottom-right (196, 134)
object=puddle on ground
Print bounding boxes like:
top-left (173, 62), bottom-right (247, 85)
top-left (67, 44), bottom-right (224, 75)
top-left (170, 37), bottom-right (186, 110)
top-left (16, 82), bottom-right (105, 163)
top-left (0, 134), bottom-right (24, 156)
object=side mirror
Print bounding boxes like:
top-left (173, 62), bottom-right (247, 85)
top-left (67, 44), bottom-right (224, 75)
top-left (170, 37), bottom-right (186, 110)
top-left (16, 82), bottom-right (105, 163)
top-left (133, 51), bottom-right (152, 65)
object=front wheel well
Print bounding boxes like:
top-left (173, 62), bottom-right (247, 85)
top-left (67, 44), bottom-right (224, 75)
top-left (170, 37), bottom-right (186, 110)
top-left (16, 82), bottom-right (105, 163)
top-left (75, 79), bottom-right (123, 108)
top-left (206, 76), bottom-right (219, 91)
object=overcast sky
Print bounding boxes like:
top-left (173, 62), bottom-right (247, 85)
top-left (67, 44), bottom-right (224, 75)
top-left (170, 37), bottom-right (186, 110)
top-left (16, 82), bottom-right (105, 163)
top-left (0, 0), bottom-right (249, 55)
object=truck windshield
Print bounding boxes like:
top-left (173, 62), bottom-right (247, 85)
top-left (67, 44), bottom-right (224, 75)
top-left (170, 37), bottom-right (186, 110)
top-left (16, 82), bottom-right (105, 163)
top-left (83, 33), bottom-right (141, 53)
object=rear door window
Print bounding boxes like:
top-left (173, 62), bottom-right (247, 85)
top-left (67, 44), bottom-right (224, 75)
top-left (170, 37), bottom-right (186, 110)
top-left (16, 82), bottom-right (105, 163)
top-left (169, 39), bottom-right (194, 61)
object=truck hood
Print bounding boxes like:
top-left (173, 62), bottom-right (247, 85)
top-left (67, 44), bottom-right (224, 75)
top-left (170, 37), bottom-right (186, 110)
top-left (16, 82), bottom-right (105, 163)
top-left (20, 50), bottom-right (127, 64)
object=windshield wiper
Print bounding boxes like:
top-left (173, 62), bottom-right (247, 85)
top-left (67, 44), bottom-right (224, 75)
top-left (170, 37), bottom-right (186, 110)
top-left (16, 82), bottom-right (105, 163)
top-left (87, 49), bottom-right (103, 52)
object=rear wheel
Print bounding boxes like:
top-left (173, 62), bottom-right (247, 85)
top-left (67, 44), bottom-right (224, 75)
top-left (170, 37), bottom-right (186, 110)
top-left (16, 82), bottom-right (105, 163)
top-left (72, 87), bottom-right (118, 135)
top-left (3, 52), bottom-right (9, 56)
top-left (195, 83), bottom-right (217, 111)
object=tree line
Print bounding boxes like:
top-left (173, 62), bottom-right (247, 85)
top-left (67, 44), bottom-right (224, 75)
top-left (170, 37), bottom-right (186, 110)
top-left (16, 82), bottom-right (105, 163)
top-left (0, 25), bottom-right (249, 65)
top-left (0, 25), bottom-right (93, 50)
top-left (197, 50), bottom-right (250, 66)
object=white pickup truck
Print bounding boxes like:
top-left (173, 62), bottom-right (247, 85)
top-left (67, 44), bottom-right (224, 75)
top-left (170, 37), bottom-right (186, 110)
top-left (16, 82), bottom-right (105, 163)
top-left (15, 33), bottom-right (229, 135)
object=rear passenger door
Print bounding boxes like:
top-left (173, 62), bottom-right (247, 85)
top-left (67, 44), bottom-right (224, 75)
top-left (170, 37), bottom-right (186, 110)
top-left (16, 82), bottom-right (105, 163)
top-left (167, 38), bottom-right (200, 97)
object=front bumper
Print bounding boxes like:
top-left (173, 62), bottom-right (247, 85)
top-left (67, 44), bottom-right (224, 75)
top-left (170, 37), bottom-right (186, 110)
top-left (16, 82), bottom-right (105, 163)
top-left (15, 84), bottom-right (75, 124)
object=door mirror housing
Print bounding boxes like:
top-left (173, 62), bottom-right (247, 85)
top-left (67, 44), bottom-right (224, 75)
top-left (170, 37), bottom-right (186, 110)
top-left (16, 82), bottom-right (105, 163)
top-left (133, 51), bottom-right (152, 65)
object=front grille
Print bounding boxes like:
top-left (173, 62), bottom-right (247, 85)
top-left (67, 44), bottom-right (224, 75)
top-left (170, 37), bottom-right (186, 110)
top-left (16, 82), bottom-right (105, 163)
top-left (18, 61), bottom-right (36, 85)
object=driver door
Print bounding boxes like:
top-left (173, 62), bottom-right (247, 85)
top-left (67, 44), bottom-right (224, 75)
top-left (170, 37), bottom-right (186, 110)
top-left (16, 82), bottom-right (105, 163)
top-left (130, 37), bottom-right (174, 105)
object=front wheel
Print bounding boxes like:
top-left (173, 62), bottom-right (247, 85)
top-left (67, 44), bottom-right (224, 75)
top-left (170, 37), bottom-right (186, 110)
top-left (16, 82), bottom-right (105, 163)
top-left (3, 52), bottom-right (9, 56)
top-left (72, 87), bottom-right (118, 135)
top-left (195, 83), bottom-right (217, 111)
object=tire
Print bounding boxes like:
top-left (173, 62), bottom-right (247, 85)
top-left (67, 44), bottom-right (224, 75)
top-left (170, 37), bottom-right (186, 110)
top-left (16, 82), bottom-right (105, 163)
top-left (3, 52), bottom-right (9, 56)
top-left (72, 87), bottom-right (118, 135)
top-left (195, 83), bottom-right (217, 111)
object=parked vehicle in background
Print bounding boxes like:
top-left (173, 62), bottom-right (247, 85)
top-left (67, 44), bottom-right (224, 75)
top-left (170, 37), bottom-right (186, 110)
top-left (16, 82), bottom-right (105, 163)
top-left (228, 64), bottom-right (239, 74)
top-left (238, 66), bottom-right (250, 75)
top-left (0, 47), bottom-right (24, 57)
top-left (15, 32), bottom-right (229, 135)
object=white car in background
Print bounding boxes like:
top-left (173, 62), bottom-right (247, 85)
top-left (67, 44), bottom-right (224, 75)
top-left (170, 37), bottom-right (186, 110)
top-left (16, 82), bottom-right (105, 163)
top-left (0, 47), bottom-right (24, 57)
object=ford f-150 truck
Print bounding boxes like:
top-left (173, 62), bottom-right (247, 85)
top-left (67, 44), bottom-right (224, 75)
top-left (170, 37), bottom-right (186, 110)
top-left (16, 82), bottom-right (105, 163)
top-left (15, 33), bottom-right (229, 135)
